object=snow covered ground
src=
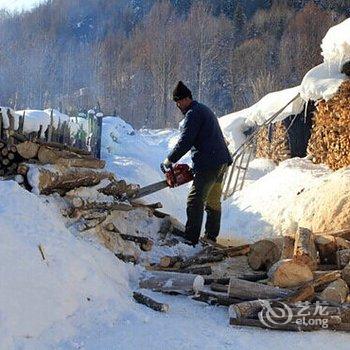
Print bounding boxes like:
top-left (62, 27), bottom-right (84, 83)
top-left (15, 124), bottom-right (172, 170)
top-left (0, 117), bottom-right (349, 349)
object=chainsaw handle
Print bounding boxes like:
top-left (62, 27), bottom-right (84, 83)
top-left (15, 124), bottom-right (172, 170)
top-left (160, 162), bottom-right (173, 174)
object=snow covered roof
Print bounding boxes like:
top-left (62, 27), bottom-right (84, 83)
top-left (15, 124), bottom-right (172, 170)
top-left (301, 18), bottom-right (350, 102)
top-left (219, 86), bottom-right (304, 150)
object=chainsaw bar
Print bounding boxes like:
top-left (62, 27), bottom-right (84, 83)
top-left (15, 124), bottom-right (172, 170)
top-left (133, 180), bottom-right (169, 199)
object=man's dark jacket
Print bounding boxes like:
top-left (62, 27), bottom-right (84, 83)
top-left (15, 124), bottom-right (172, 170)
top-left (168, 101), bottom-right (232, 172)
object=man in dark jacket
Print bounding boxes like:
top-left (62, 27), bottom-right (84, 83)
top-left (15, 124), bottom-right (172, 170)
top-left (162, 81), bottom-right (232, 245)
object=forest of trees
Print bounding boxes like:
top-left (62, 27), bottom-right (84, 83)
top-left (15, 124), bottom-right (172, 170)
top-left (0, 0), bottom-right (348, 128)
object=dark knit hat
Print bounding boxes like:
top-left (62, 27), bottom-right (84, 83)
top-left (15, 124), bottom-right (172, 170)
top-left (173, 81), bottom-right (192, 101)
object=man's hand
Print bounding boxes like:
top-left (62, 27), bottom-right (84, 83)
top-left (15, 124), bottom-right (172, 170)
top-left (160, 158), bottom-right (172, 173)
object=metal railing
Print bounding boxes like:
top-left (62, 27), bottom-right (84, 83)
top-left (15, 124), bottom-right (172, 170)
top-left (222, 93), bottom-right (301, 200)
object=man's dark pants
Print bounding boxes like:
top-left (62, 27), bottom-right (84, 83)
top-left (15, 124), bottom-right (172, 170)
top-left (185, 164), bottom-right (227, 244)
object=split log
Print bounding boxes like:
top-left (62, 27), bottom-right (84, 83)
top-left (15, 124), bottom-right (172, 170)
top-left (248, 236), bottom-right (294, 271)
top-left (132, 292), bottom-right (169, 312)
top-left (56, 157), bottom-right (105, 169)
top-left (16, 141), bottom-right (40, 159)
top-left (29, 167), bottom-right (113, 195)
top-left (315, 235), bottom-right (350, 264)
top-left (192, 290), bottom-right (240, 306)
top-left (337, 249), bottom-right (350, 268)
top-left (293, 227), bottom-right (318, 270)
top-left (313, 270), bottom-right (342, 292)
top-left (139, 271), bottom-right (204, 295)
top-left (228, 278), bottom-right (294, 300)
top-left (268, 259), bottom-right (313, 288)
top-left (341, 263), bottom-right (350, 286)
top-left (319, 279), bottom-right (349, 304)
top-left (285, 284), bottom-right (315, 303)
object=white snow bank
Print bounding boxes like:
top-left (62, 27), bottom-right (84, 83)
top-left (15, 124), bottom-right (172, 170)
top-left (222, 158), bottom-right (332, 242)
top-left (301, 18), bottom-right (350, 101)
top-left (0, 181), bottom-right (133, 349)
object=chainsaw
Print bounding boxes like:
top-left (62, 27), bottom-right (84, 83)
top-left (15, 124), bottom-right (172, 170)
top-left (132, 163), bottom-right (194, 199)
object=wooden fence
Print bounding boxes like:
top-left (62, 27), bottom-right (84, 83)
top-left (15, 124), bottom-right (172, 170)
top-left (0, 108), bottom-right (102, 158)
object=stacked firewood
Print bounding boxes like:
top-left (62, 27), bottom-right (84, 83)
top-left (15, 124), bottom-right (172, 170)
top-left (256, 122), bottom-right (291, 164)
top-left (307, 80), bottom-right (350, 170)
top-left (0, 140), bottom-right (20, 176)
top-left (138, 226), bottom-right (350, 331)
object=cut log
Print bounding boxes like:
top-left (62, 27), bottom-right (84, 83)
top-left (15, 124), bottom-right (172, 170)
top-left (139, 271), bottom-right (204, 295)
top-left (180, 253), bottom-right (225, 269)
top-left (248, 236), bottom-right (294, 271)
top-left (119, 233), bottom-right (153, 252)
top-left (159, 256), bottom-right (184, 268)
top-left (29, 167), bottom-right (112, 195)
top-left (228, 278), bottom-right (294, 300)
top-left (16, 141), bottom-right (40, 159)
top-left (115, 253), bottom-right (138, 264)
top-left (132, 292), bottom-right (169, 312)
top-left (99, 180), bottom-right (140, 199)
top-left (229, 300), bottom-right (266, 319)
top-left (181, 266), bottom-right (212, 275)
top-left (56, 157), bottom-right (106, 169)
top-left (342, 263), bottom-right (350, 286)
top-left (336, 249), bottom-right (350, 268)
top-left (210, 283), bottom-right (228, 293)
top-left (319, 279), bottom-right (349, 304)
top-left (71, 197), bottom-right (133, 211)
top-left (223, 244), bottom-right (250, 258)
top-left (268, 259), bottom-right (313, 288)
top-left (192, 290), bottom-right (240, 306)
top-left (17, 163), bottom-right (29, 176)
top-left (293, 227), bottom-right (318, 270)
top-left (315, 235), bottom-right (350, 264)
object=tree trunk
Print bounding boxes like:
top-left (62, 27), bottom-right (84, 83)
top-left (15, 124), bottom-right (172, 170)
top-left (56, 157), bottom-right (105, 169)
top-left (293, 227), bottom-right (318, 270)
top-left (27, 166), bottom-right (112, 195)
top-left (268, 259), bottom-right (313, 288)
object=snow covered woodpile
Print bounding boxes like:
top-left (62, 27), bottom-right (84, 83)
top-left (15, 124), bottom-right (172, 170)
top-left (307, 80), bottom-right (350, 170)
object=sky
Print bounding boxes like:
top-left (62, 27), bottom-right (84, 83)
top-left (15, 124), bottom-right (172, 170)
top-left (0, 0), bottom-right (45, 12)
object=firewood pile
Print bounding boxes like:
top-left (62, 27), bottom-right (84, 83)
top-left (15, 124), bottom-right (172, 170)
top-left (256, 122), bottom-right (291, 164)
top-left (137, 226), bottom-right (350, 332)
top-left (307, 80), bottom-right (350, 170)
